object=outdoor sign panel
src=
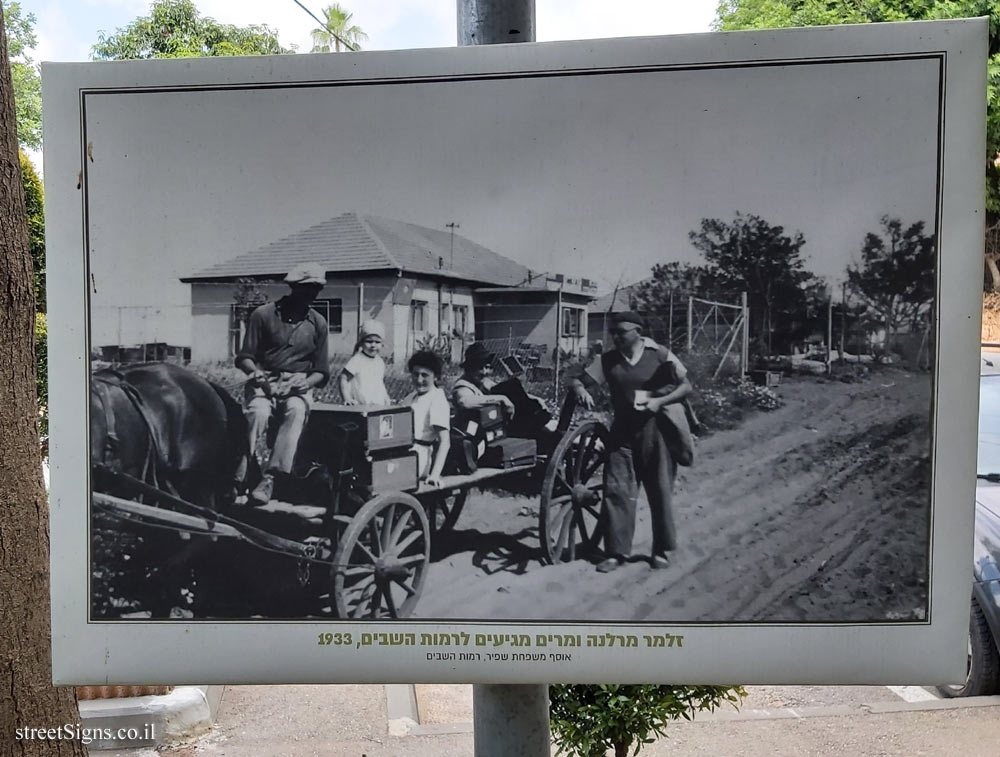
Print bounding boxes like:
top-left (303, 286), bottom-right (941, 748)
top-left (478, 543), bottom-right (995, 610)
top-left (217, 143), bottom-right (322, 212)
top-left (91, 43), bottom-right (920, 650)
top-left (46, 19), bottom-right (986, 684)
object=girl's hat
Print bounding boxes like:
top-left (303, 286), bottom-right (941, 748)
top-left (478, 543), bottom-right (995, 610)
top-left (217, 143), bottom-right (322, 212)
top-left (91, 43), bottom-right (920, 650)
top-left (360, 319), bottom-right (386, 341)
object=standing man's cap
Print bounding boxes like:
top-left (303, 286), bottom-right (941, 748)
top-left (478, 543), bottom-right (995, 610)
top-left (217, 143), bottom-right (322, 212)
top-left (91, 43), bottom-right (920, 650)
top-left (611, 311), bottom-right (645, 329)
top-left (284, 262), bottom-right (327, 285)
top-left (360, 319), bottom-right (386, 341)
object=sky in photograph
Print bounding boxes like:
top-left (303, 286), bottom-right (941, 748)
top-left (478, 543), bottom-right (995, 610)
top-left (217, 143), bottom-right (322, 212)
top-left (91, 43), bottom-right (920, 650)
top-left (74, 50), bottom-right (942, 346)
top-left (24, 2), bottom-right (943, 346)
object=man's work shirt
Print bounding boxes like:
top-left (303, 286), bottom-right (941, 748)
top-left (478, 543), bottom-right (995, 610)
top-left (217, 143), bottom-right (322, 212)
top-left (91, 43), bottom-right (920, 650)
top-left (585, 337), bottom-right (687, 441)
top-left (237, 299), bottom-right (330, 384)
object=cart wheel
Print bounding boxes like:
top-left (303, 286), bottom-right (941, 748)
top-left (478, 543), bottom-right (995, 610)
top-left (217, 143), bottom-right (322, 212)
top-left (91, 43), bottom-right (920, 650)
top-left (332, 492), bottom-right (430, 619)
top-left (539, 420), bottom-right (609, 565)
top-left (428, 488), bottom-right (469, 534)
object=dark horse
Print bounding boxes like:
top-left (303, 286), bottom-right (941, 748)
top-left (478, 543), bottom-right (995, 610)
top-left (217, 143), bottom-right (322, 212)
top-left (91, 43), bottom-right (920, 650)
top-left (90, 362), bottom-right (251, 617)
top-left (90, 362), bottom-right (249, 509)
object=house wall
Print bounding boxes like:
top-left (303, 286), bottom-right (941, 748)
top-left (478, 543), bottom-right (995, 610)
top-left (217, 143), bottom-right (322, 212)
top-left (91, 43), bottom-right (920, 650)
top-left (189, 275), bottom-right (403, 364)
top-left (588, 311), bottom-right (613, 347)
top-left (401, 280), bottom-right (476, 365)
top-left (475, 291), bottom-right (590, 357)
top-left (188, 275), bottom-right (478, 368)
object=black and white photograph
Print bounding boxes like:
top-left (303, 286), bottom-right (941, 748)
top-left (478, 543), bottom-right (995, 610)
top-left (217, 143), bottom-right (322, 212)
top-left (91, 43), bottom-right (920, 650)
top-left (45, 20), bottom-right (985, 684)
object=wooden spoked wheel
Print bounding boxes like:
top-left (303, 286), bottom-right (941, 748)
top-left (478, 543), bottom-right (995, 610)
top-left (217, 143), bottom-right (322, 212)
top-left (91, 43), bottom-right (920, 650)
top-left (427, 488), bottom-right (469, 534)
top-left (332, 492), bottom-right (430, 619)
top-left (539, 420), bottom-right (609, 565)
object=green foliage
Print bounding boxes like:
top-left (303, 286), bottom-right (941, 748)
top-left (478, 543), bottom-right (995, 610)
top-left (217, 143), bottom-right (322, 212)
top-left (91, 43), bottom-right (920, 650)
top-left (35, 313), bottom-right (47, 440)
top-left (550, 684), bottom-right (746, 757)
top-left (4, 1), bottom-right (42, 149)
top-left (847, 216), bottom-right (935, 334)
top-left (19, 150), bottom-right (44, 311)
top-left (311, 3), bottom-right (368, 52)
top-left (688, 212), bottom-right (824, 355)
top-left (632, 262), bottom-right (725, 310)
top-left (91, 0), bottom-right (293, 60)
top-left (716, 0), bottom-right (1000, 283)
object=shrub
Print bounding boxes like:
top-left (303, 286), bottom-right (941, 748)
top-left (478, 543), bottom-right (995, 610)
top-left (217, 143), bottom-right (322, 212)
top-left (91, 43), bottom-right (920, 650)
top-left (550, 684), bottom-right (746, 757)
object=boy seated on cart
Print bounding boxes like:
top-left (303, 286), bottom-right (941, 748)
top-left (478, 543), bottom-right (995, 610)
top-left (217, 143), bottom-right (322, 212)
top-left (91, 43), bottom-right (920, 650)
top-left (403, 350), bottom-right (451, 488)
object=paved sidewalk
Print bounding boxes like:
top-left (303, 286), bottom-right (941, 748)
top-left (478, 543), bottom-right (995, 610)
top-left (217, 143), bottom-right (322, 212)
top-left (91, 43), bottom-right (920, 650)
top-left (101, 684), bottom-right (1000, 756)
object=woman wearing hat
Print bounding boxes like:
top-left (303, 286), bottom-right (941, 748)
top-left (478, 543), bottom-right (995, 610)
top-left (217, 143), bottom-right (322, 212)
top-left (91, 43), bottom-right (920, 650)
top-left (451, 342), bottom-right (515, 416)
top-left (236, 262), bottom-right (330, 505)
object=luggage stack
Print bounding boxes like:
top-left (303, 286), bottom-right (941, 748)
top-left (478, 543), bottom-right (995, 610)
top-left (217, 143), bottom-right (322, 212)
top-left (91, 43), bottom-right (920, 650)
top-left (301, 404), bottom-right (418, 492)
top-left (447, 403), bottom-right (506, 474)
top-left (448, 403), bottom-right (536, 473)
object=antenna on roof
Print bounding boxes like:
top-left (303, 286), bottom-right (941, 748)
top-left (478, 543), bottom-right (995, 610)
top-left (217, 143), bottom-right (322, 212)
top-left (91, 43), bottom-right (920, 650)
top-left (446, 222), bottom-right (460, 270)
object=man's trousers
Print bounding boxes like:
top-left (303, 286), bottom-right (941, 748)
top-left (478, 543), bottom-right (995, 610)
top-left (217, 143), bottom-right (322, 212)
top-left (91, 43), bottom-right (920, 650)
top-left (603, 417), bottom-right (678, 558)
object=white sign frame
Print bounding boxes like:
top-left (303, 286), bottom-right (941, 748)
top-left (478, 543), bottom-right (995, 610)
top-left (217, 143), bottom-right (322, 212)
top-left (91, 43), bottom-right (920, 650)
top-left (46, 19), bottom-right (985, 684)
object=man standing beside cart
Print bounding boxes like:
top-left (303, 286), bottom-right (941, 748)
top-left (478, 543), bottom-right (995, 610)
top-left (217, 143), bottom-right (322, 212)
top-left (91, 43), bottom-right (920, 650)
top-left (570, 311), bottom-right (694, 573)
top-left (236, 262), bottom-right (331, 505)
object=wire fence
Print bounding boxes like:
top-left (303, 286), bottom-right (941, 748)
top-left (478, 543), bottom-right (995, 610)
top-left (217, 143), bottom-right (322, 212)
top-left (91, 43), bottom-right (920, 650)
top-left (91, 296), bottom-right (753, 402)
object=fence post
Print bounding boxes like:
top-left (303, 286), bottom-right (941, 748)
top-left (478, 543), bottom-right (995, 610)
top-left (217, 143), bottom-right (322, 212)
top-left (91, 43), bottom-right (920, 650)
top-left (826, 292), bottom-right (833, 375)
top-left (840, 281), bottom-right (846, 364)
top-left (687, 296), bottom-right (693, 353)
top-left (554, 284), bottom-right (562, 398)
top-left (668, 289), bottom-right (674, 350)
top-left (741, 292), bottom-right (749, 375)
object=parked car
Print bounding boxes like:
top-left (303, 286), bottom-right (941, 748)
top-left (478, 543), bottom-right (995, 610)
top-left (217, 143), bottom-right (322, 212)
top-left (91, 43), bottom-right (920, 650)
top-left (940, 356), bottom-right (1000, 696)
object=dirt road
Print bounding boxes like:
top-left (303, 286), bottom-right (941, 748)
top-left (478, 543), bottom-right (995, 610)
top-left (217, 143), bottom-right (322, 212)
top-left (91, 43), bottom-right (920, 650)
top-left (417, 369), bottom-right (931, 622)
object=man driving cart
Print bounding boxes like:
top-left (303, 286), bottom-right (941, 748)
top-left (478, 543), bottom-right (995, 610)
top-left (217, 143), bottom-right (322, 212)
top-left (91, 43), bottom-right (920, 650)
top-left (236, 262), bottom-right (330, 505)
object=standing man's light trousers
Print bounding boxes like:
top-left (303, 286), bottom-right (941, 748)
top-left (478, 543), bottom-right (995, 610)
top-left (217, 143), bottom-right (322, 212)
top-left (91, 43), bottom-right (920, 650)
top-left (603, 417), bottom-right (678, 558)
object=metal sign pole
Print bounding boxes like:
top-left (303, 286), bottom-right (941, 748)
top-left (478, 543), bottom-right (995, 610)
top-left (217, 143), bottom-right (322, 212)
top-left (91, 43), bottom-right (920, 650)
top-left (456, 3), bottom-right (549, 756)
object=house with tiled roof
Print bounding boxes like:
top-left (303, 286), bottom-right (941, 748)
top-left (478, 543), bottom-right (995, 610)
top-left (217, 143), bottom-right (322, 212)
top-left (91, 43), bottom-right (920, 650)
top-left (181, 212), bottom-right (596, 365)
top-left (587, 279), bottom-right (648, 343)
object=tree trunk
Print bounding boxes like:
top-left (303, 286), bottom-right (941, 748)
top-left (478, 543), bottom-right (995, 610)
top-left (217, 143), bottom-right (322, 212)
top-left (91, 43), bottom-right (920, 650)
top-left (987, 253), bottom-right (1000, 293)
top-left (0, 4), bottom-right (88, 755)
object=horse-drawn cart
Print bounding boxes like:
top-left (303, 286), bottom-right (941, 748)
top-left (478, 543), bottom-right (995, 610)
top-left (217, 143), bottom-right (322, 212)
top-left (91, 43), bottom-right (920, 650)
top-left (92, 375), bottom-right (610, 620)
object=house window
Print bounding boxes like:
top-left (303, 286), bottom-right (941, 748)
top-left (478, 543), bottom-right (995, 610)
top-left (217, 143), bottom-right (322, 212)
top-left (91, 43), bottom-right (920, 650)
top-left (411, 300), bottom-right (428, 331)
top-left (439, 303), bottom-right (450, 333)
top-left (312, 298), bottom-right (343, 333)
top-left (454, 305), bottom-right (469, 335)
top-left (562, 307), bottom-right (583, 337)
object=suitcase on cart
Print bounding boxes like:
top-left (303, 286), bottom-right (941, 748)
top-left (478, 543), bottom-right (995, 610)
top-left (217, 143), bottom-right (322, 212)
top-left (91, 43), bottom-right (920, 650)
top-left (453, 404), bottom-right (506, 444)
top-left (480, 437), bottom-right (537, 469)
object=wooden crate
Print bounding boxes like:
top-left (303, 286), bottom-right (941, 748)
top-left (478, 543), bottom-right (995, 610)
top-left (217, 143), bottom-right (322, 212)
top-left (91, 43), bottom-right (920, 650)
top-left (309, 403), bottom-right (414, 453)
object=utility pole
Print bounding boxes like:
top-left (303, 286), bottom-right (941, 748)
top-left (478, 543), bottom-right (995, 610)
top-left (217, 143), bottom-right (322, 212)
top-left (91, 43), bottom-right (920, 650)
top-left (457, 4), bottom-right (549, 756)
top-left (458, 0), bottom-right (535, 45)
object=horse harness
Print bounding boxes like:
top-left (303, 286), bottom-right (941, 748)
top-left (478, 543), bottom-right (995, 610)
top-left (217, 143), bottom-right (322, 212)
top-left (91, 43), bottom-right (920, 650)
top-left (91, 371), bottom-right (167, 490)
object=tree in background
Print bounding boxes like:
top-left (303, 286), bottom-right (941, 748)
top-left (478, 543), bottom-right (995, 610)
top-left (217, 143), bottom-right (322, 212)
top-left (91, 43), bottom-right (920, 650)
top-left (3, 1), bottom-right (40, 150)
top-left (632, 261), bottom-right (726, 309)
top-left (688, 212), bottom-right (821, 355)
top-left (0, 2), bottom-right (85, 751)
top-left (550, 684), bottom-right (745, 757)
top-left (310, 3), bottom-right (368, 52)
top-left (846, 216), bottom-right (936, 352)
top-left (716, 0), bottom-right (1000, 290)
top-left (20, 149), bottom-right (43, 309)
top-left (92, 0), bottom-right (293, 59)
